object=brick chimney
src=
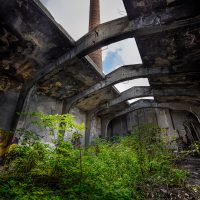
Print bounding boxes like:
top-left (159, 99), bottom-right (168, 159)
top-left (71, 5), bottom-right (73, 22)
top-left (89, 0), bottom-right (102, 70)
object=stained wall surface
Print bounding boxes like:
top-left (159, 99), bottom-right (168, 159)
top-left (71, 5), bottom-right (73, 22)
top-left (16, 93), bottom-right (63, 143)
top-left (107, 108), bottom-right (200, 148)
top-left (0, 92), bottom-right (19, 130)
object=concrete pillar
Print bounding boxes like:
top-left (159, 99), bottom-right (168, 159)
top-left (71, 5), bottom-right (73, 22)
top-left (85, 112), bottom-right (102, 146)
top-left (85, 113), bottom-right (92, 146)
top-left (15, 86), bottom-right (37, 130)
top-left (155, 108), bottom-right (178, 150)
top-left (101, 117), bottom-right (110, 138)
top-left (89, 0), bottom-right (102, 70)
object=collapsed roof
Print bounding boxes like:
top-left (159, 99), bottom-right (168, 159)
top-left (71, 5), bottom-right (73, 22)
top-left (0, 0), bottom-right (200, 124)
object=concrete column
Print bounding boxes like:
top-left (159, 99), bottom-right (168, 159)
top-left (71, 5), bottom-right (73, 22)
top-left (155, 108), bottom-right (178, 150)
top-left (85, 113), bottom-right (92, 146)
top-left (89, 0), bottom-right (102, 70)
top-left (101, 117), bottom-right (111, 138)
top-left (15, 86), bottom-right (37, 130)
top-left (85, 112), bottom-right (102, 146)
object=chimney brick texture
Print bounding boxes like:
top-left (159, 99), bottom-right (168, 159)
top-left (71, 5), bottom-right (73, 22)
top-left (89, 0), bottom-right (102, 70)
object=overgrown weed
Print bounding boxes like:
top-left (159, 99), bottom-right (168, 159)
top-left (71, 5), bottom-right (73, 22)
top-left (0, 114), bottom-right (187, 199)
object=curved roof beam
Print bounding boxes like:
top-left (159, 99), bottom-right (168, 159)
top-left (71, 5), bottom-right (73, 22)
top-left (95, 86), bottom-right (200, 114)
top-left (101, 99), bottom-right (200, 137)
top-left (21, 6), bottom-right (200, 94)
top-left (110, 99), bottom-right (200, 120)
top-left (13, 5), bottom-right (200, 128)
top-left (64, 63), bottom-right (200, 107)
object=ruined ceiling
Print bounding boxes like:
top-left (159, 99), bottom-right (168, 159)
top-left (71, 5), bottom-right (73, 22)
top-left (98, 0), bottom-right (200, 116)
top-left (0, 0), bottom-right (120, 110)
top-left (1, 0), bottom-right (200, 115)
top-left (0, 0), bottom-right (73, 91)
top-left (128, 0), bottom-right (200, 104)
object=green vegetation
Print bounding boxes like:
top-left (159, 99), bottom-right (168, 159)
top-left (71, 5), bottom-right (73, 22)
top-left (178, 141), bottom-right (200, 158)
top-left (0, 113), bottom-right (187, 199)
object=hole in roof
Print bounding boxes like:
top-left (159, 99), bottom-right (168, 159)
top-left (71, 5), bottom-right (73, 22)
top-left (39, 0), bottom-right (127, 40)
top-left (102, 38), bottom-right (153, 102)
top-left (103, 38), bottom-right (142, 74)
top-left (128, 97), bottom-right (154, 104)
top-left (40, 0), bottom-right (90, 40)
top-left (100, 0), bottom-right (127, 23)
top-left (114, 78), bottom-right (150, 93)
top-left (39, 0), bottom-right (153, 103)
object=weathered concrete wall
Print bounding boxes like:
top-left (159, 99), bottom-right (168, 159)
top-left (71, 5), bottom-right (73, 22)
top-left (170, 110), bottom-right (188, 138)
top-left (0, 91), bottom-right (19, 130)
top-left (68, 107), bottom-right (102, 145)
top-left (107, 115), bottom-right (128, 138)
top-left (108, 108), bottom-right (181, 139)
top-left (17, 93), bottom-right (63, 143)
top-left (14, 92), bottom-right (101, 146)
top-left (155, 108), bottom-right (178, 149)
top-left (108, 108), bottom-right (158, 138)
top-left (107, 108), bottom-right (179, 143)
top-left (69, 107), bottom-right (86, 145)
top-left (127, 108), bottom-right (158, 131)
top-left (90, 116), bottom-right (101, 142)
top-left (155, 108), bottom-right (177, 136)
top-left (171, 110), bottom-right (200, 142)
top-left (156, 109), bottom-right (200, 143)
top-left (106, 108), bottom-right (200, 149)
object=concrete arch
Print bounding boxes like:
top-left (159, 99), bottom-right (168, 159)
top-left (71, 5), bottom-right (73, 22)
top-left (101, 99), bottom-right (200, 138)
top-left (95, 87), bottom-right (200, 115)
top-left (14, 9), bottom-right (200, 130)
top-left (64, 63), bottom-right (200, 110)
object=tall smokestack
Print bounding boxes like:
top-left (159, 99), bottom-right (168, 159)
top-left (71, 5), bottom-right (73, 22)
top-left (89, 0), bottom-right (102, 70)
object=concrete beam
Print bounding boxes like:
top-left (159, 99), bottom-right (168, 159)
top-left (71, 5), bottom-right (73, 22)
top-left (21, 7), bottom-right (200, 93)
top-left (123, 0), bottom-right (200, 19)
top-left (112, 99), bottom-right (199, 120)
top-left (64, 63), bottom-right (200, 109)
top-left (96, 86), bottom-right (200, 113)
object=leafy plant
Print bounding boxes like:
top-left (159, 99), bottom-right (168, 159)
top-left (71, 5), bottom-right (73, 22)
top-left (0, 129), bottom-right (13, 164)
top-left (18, 112), bottom-right (85, 144)
top-left (178, 141), bottom-right (200, 159)
top-left (0, 120), bottom-right (187, 199)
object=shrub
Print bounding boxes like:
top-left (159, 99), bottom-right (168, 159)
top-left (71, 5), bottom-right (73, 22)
top-left (0, 116), bottom-right (186, 199)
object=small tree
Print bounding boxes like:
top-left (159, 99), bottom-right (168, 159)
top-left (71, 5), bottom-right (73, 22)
top-left (18, 112), bottom-right (85, 145)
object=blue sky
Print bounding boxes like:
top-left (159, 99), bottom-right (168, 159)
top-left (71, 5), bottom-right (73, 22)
top-left (103, 48), bottom-right (123, 74)
top-left (102, 38), bottom-right (143, 75)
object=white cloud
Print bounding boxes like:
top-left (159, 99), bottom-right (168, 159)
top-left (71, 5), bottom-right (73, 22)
top-left (102, 38), bottom-right (142, 66)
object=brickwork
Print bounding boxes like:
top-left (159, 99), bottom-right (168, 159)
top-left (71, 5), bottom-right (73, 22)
top-left (89, 0), bottom-right (102, 70)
